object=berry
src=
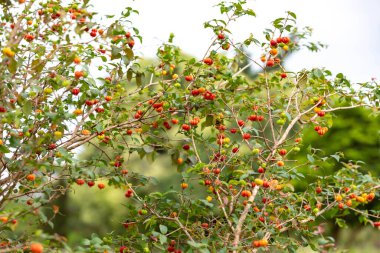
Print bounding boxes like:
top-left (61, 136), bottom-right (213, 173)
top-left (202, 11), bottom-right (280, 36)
top-left (270, 39), bottom-right (277, 47)
top-left (30, 243), bottom-right (43, 253)
top-left (266, 59), bottom-right (274, 67)
top-left (71, 87), bottom-right (80, 95)
top-left (182, 124), bottom-right (190, 131)
top-left (203, 57), bottom-right (213, 65)
top-left (185, 75), bottom-right (193, 82)
top-left (76, 179), bottom-right (85, 185)
top-left (128, 40), bottom-right (135, 48)
top-left (282, 37), bottom-right (290, 44)
top-left (243, 133), bottom-right (251, 140)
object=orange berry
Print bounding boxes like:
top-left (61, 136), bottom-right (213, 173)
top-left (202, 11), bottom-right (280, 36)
top-left (30, 243), bottom-right (43, 253)
top-left (26, 174), bottom-right (36, 181)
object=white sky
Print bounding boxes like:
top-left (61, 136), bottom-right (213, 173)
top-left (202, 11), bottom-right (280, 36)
top-left (91, 0), bottom-right (380, 82)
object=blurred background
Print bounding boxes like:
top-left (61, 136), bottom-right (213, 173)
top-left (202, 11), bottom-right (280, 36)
top-left (13, 0), bottom-right (380, 252)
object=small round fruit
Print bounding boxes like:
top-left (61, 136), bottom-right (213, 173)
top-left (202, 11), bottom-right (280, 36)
top-left (30, 243), bottom-right (43, 253)
top-left (26, 174), bottom-right (36, 181)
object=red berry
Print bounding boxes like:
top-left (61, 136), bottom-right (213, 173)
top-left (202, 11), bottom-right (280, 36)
top-left (125, 189), bottom-right (133, 198)
top-left (280, 73), bottom-right (287, 79)
top-left (282, 37), bottom-right (290, 44)
top-left (185, 75), bottom-right (193, 82)
top-left (128, 40), bottom-right (135, 48)
top-left (258, 167), bottom-right (265, 173)
top-left (317, 111), bottom-right (325, 117)
top-left (243, 133), bottom-right (251, 140)
top-left (203, 57), bottom-right (213, 65)
top-left (87, 181), bottom-right (95, 187)
top-left (71, 87), bottom-right (80, 95)
top-left (76, 179), bottom-right (85, 185)
top-left (217, 33), bottom-right (225, 40)
top-left (182, 124), bottom-right (190, 131)
top-left (230, 128), bottom-right (237, 134)
top-left (279, 149), bottom-right (287, 156)
top-left (266, 59), bottom-right (274, 67)
top-left (248, 115), bottom-right (258, 121)
top-left (119, 246), bottom-right (127, 253)
top-left (270, 39), bottom-right (277, 47)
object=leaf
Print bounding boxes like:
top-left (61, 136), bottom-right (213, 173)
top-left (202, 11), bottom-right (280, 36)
top-left (307, 154), bottom-right (315, 163)
top-left (136, 73), bottom-right (143, 87)
top-left (330, 155), bottom-right (340, 162)
top-left (187, 241), bottom-right (209, 249)
top-left (143, 145), bottom-right (154, 153)
top-left (200, 199), bottom-right (213, 208)
top-left (158, 234), bottom-right (167, 244)
top-left (288, 11), bottom-right (297, 19)
top-left (31, 59), bottom-right (46, 73)
top-left (159, 224), bottom-right (168, 234)
top-left (121, 55), bottom-right (130, 67)
top-left (201, 115), bottom-right (214, 130)
top-left (127, 69), bottom-right (133, 81)
top-left (111, 45), bottom-right (122, 60)
top-left (8, 58), bottom-right (17, 74)
top-left (0, 145), bottom-right (10, 154)
top-left (124, 47), bottom-right (134, 60)
top-left (335, 218), bottom-right (347, 228)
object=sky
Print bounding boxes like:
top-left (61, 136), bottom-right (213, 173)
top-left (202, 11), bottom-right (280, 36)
top-left (91, 0), bottom-right (380, 83)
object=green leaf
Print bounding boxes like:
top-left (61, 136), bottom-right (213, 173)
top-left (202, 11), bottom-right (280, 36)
top-left (187, 241), bottom-right (209, 249)
top-left (136, 73), bottom-right (143, 87)
top-left (143, 145), bottom-right (154, 153)
top-left (127, 69), bottom-right (133, 81)
top-left (288, 11), bottom-right (297, 19)
top-left (124, 47), bottom-right (134, 60)
top-left (201, 115), bottom-right (214, 130)
top-left (330, 155), bottom-right (340, 162)
top-left (158, 234), bottom-right (167, 244)
top-left (307, 154), bottom-right (315, 163)
top-left (111, 45), bottom-right (122, 60)
top-left (8, 58), bottom-right (17, 74)
top-left (159, 224), bottom-right (168, 234)
top-left (335, 218), bottom-right (347, 228)
top-left (0, 145), bottom-right (10, 153)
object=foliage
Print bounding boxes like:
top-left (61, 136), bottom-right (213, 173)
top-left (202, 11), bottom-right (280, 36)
top-left (0, 0), bottom-right (379, 252)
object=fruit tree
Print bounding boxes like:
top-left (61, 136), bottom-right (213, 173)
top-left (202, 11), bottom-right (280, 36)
top-left (0, 0), bottom-right (379, 252)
